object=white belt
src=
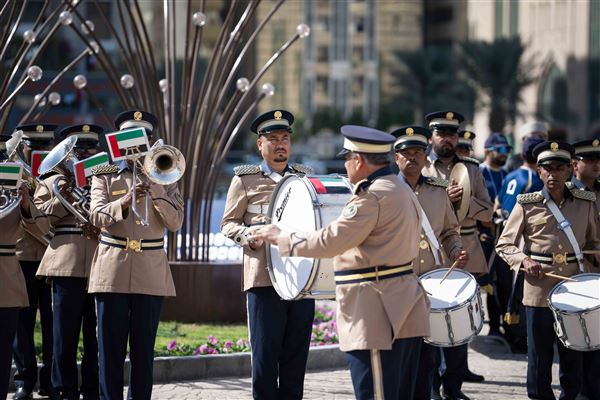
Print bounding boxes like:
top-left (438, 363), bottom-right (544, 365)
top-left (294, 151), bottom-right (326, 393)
top-left (247, 204), bottom-right (270, 215)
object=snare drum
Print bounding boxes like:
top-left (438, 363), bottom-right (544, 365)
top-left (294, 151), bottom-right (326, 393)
top-left (419, 268), bottom-right (484, 347)
top-left (267, 174), bottom-right (352, 300)
top-left (548, 273), bottom-right (600, 351)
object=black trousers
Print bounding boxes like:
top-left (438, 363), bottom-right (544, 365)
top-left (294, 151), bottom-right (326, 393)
top-left (582, 350), bottom-right (600, 400)
top-left (12, 261), bottom-right (53, 393)
top-left (246, 286), bottom-right (314, 400)
top-left (346, 337), bottom-right (422, 400)
top-left (414, 341), bottom-right (439, 400)
top-left (526, 307), bottom-right (582, 400)
top-left (440, 344), bottom-right (468, 394)
top-left (0, 307), bottom-right (18, 400)
top-left (51, 277), bottom-right (98, 400)
top-left (96, 293), bottom-right (163, 400)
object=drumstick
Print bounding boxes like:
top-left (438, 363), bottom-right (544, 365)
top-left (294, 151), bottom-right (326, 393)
top-left (518, 268), bottom-right (576, 282)
top-left (439, 260), bottom-right (460, 284)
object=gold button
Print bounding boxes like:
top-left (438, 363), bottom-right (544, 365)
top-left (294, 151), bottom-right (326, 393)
top-left (136, 199), bottom-right (141, 204)
top-left (558, 267), bottom-right (563, 272)
top-left (415, 192), bottom-right (419, 195)
top-left (420, 259), bottom-right (425, 264)
top-left (558, 244), bottom-right (563, 250)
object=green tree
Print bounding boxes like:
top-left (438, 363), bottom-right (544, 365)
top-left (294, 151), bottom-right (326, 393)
top-left (459, 37), bottom-right (536, 132)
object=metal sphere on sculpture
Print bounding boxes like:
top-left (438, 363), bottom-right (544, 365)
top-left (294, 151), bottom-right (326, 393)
top-left (120, 74), bottom-right (135, 89)
top-left (81, 20), bottom-right (95, 35)
top-left (73, 75), bottom-right (87, 89)
top-left (191, 12), bottom-right (206, 27)
top-left (27, 66), bottom-right (43, 81)
top-left (296, 24), bottom-right (311, 39)
top-left (34, 94), bottom-right (46, 107)
top-left (88, 41), bottom-right (100, 54)
top-left (236, 78), bottom-right (250, 93)
top-left (58, 11), bottom-right (73, 25)
top-left (159, 79), bottom-right (169, 93)
top-left (48, 92), bottom-right (61, 106)
top-left (261, 83), bottom-right (275, 97)
top-left (23, 30), bottom-right (36, 44)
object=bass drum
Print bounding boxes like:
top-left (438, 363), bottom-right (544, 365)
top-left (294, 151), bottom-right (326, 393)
top-left (549, 273), bottom-right (600, 351)
top-left (267, 174), bottom-right (352, 300)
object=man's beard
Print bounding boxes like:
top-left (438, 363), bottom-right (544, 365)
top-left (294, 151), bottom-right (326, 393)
top-left (492, 155), bottom-right (507, 167)
top-left (433, 144), bottom-right (455, 158)
top-left (274, 154), bottom-right (288, 162)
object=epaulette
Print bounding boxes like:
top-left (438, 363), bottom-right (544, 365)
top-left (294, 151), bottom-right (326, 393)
top-left (290, 163), bottom-right (314, 175)
top-left (92, 164), bottom-right (119, 176)
top-left (569, 187), bottom-right (596, 202)
top-left (353, 179), bottom-right (371, 195)
top-left (459, 156), bottom-right (480, 165)
top-left (565, 181), bottom-right (576, 190)
top-left (424, 176), bottom-right (449, 188)
top-left (233, 164), bottom-right (261, 176)
top-left (517, 192), bottom-right (544, 204)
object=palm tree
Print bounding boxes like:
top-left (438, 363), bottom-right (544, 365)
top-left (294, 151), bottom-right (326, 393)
top-left (459, 37), bottom-right (536, 132)
top-left (389, 46), bottom-right (474, 124)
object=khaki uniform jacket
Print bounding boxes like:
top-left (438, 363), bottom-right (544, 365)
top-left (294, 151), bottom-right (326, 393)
top-left (221, 163), bottom-right (312, 291)
top-left (423, 155), bottom-right (493, 274)
top-left (88, 166), bottom-right (183, 296)
top-left (16, 231), bottom-right (48, 262)
top-left (407, 175), bottom-right (463, 275)
top-left (276, 171), bottom-right (430, 352)
top-left (34, 174), bottom-right (97, 278)
top-left (496, 189), bottom-right (599, 307)
top-left (1, 200), bottom-right (45, 308)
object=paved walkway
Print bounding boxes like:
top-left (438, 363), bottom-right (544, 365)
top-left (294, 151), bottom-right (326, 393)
top-left (148, 336), bottom-right (561, 399)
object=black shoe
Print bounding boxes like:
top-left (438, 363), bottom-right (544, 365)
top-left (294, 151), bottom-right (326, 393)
top-left (463, 369), bottom-right (485, 383)
top-left (444, 389), bottom-right (472, 400)
top-left (12, 387), bottom-right (33, 400)
top-left (431, 387), bottom-right (443, 400)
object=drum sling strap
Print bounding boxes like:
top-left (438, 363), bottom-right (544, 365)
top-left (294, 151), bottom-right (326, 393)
top-left (417, 203), bottom-right (442, 266)
top-left (541, 188), bottom-right (585, 272)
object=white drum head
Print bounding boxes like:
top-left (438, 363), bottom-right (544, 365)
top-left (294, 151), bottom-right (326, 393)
top-left (420, 269), bottom-right (477, 309)
top-left (268, 175), bottom-right (318, 300)
top-left (549, 273), bottom-right (600, 312)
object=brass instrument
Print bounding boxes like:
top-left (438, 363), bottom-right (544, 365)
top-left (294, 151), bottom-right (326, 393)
top-left (38, 136), bottom-right (92, 225)
top-left (130, 139), bottom-right (186, 226)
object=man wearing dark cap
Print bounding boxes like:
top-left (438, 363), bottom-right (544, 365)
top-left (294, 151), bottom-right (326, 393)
top-left (33, 124), bottom-right (103, 400)
top-left (496, 136), bottom-right (545, 353)
top-left (251, 125), bottom-right (430, 400)
top-left (456, 130), bottom-right (475, 158)
top-left (0, 134), bottom-right (47, 400)
top-left (392, 126), bottom-right (468, 400)
top-left (571, 138), bottom-right (600, 400)
top-left (11, 124), bottom-right (56, 400)
top-left (497, 141), bottom-right (600, 400)
top-left (88, 110), bottom-right (184, 400)
top-left (221, 109), bottom-right (314, 400)
top-left (422, 111), bottom-right (492, 399)
top-left (481, 133), bottom-right (511, 202)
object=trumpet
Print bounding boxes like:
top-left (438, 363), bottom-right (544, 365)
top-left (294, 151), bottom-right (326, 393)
top-left (130, 139), bottom-right (186, 226)
top-left (38, 136), bottom-right (93, 226)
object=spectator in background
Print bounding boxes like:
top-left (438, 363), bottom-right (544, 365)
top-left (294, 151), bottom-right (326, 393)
top-left (504, 121), bottom-right (549, 172)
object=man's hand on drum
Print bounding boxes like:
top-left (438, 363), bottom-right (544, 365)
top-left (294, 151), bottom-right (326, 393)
top-left (248, 224), bottom-right (282, 248)
top-left (453, 250), bottom-right (469, 268)
top-left (522, 258), bottom-right (543, 279)
top-left (446, 179), bottom-right (463, 204)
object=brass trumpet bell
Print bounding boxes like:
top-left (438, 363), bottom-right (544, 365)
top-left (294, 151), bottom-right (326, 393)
top-left (143, 143), bottom-right (186, 186)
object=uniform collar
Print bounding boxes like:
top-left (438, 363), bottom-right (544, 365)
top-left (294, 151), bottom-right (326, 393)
top-left (398, 172), bottom-right (425, 188)
top-left (117, 160), bottom-right (129, 174)
top-left (366, 165), bottom-right (392, 182)
top-left (428, 150), bottom-right (458, 166)
top-left (260, 160), bottom-right (290, 176)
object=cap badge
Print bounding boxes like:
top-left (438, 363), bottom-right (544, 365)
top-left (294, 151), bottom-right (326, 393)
top-left (406, 127), bottom-right (414, 136)
top-left (82, 125), bottom-right (90, 133)
top-left (134, 111), bottom-right (142, 121)
top-left (593, 139), bottom-right (599, 147)
top-left (36, 125), bottom-right (43, 133)
top-left (274, 111), bottom-right (282, 120)
top-left (550, 142), bottom-right (559, 152)
top-left (446, 112), bottom-right (454, 120)
top-left (464, 131), bottom-right (471, 139)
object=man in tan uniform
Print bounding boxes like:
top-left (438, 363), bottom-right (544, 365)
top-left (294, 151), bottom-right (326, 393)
top-left (0, 136), bottom-right (45, 400)
top-left (11, 124), bottom-right (56, 400)
top-left (251, 125), bottom-right (430, 400)
top-left (570, 138), bottom-right (600, 400)
top-left (34, 124), bottom-right (104, 400)
top-left (89, 110), bottom-right (184, 400)
top-left (496, 141), bottom-right (600, 400)
top-left (392, 125), bottom-right (469, 400)
top-left (221, 110), bottom-right (315, 400)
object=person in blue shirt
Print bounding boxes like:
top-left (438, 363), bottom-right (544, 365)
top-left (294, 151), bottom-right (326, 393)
top-left (480, 133), bottom-right (511, 202)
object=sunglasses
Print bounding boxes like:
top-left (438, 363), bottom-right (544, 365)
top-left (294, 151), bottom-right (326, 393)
top-left (488, 146), bottom-right (512, 154)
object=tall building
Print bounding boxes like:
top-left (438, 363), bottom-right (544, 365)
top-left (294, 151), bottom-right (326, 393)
top-left (257, 0), bottom-right (423, 132)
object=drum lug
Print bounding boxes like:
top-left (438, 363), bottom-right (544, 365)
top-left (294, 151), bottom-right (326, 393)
top-left (578, 314), bottom-right (592, 349)
top-left (444, 312), bottom-right (455, 344)
top-left (312, 201), bottom-right (324, 208)
top-left (467, 303), bottom-right (476, 333)
top-left (307, 290), bottom-right (335, 297)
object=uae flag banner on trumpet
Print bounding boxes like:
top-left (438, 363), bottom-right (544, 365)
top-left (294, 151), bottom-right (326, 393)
top-left (0, 162), bottom-right (23, 189)
top-left (105, 127), bottom-right (150, 161)
top-left (73, 152), bottom-right (110, 188)
top-left (31, 151), bottom-right (49, 177)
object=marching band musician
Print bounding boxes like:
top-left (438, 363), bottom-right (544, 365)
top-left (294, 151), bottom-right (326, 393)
top-left (220, 110), bottom-right (315, 400)
top-left (391, 126), bottom-right (469, 400)
top-left (88, 110), bottom-right (184, 400)
top-left (496, 141), bottom-right (600, 400)
top-left (33, 124), bottom-right (104, 400)
top-left (456, 130), bottom-right (475, 158)
top-left (422, 111), bottom-right (493, 398)
top-left (11, 124), bottom-right (56, 400)
top-left (251, 126), bottom-right (431, 400)
top-left (0, 135), bottom-right (47, 400)
top-left (570, 138), bottom-right (600, 400)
